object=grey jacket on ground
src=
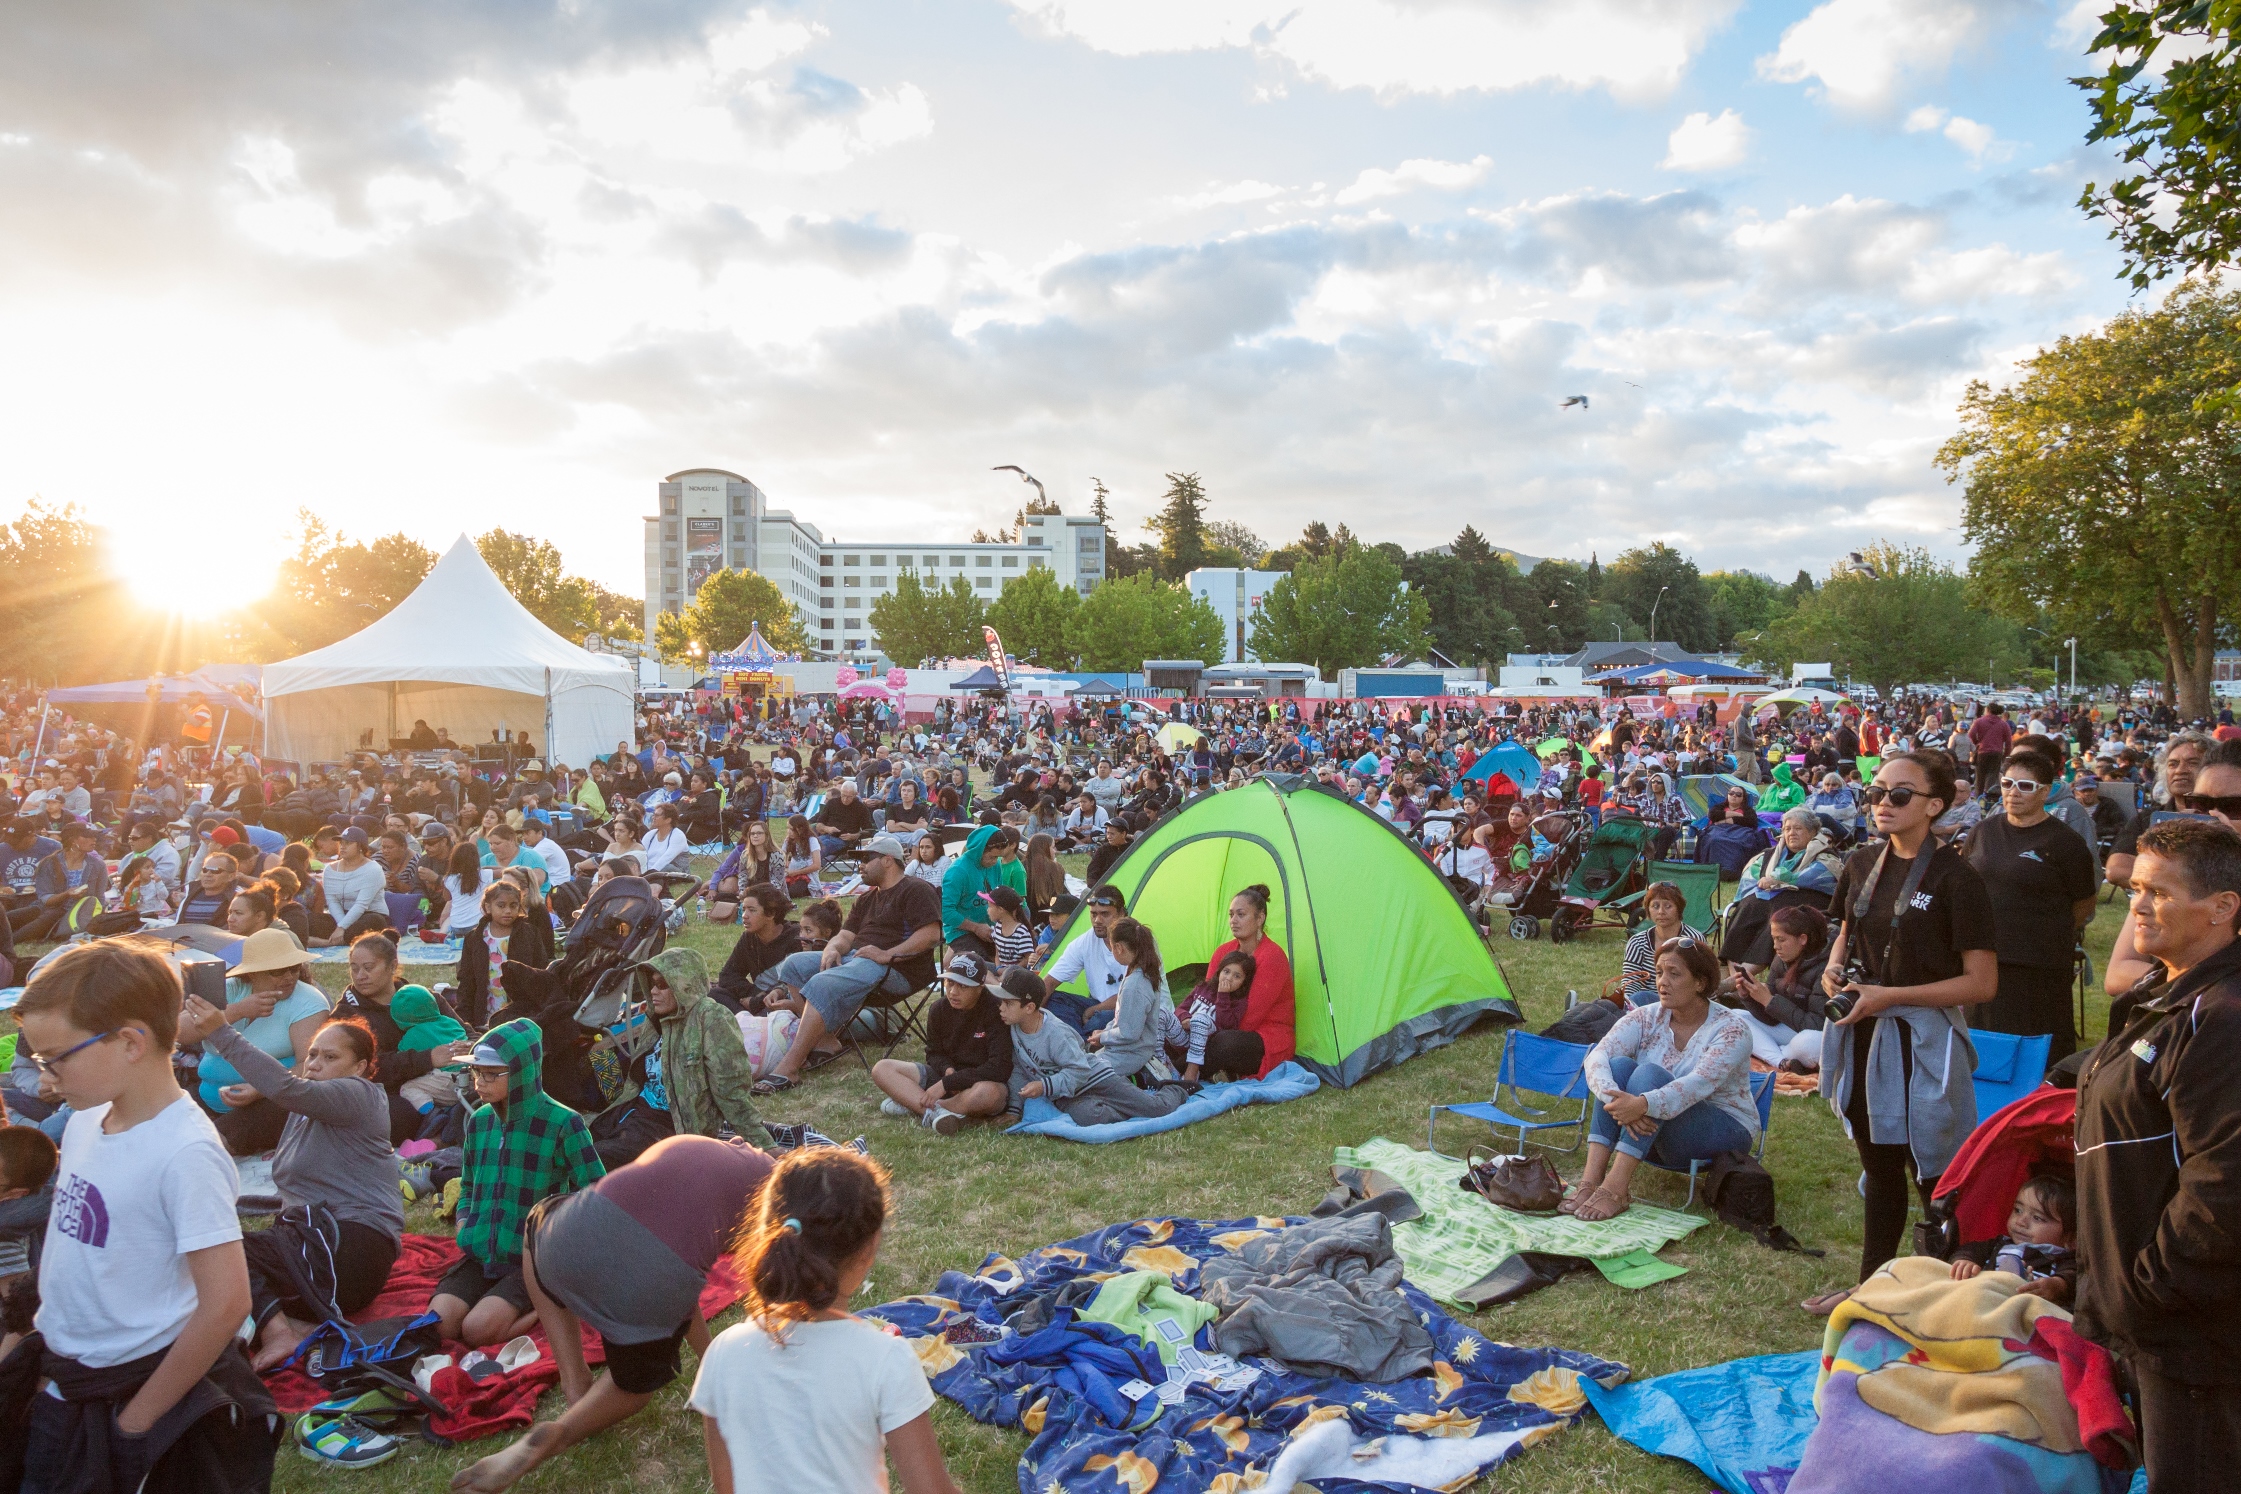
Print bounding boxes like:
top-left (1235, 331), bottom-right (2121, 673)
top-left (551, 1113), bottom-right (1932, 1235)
top-left (1196, 1212), bottom-right (1435, 1383)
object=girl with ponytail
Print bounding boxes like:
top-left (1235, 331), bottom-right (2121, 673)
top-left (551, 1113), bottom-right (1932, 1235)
top-left (690, 1149), bottom-right (963, 1494)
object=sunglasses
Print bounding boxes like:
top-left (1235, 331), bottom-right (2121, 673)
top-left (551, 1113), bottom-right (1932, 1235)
top-left (2177, 792), bottom-right (2241, 817)
top-left (1860, 785), bottom-right (1925, 807)
top-left (1998, 777), bottom-right (2046, 795)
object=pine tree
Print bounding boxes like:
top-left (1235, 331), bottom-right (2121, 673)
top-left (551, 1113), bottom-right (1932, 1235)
top-left (1143, 472), bottom-right (1212, 579)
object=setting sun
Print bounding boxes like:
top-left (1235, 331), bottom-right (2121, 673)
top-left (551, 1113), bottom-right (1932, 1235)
top-left (108, 531), bottom-right (272, 616)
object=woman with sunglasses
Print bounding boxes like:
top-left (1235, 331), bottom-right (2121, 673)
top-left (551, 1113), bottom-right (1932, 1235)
top-left (1807, 750), bottom-right (1996, 1315)
top-left (1964, 744), bottom-right (2099, 1062)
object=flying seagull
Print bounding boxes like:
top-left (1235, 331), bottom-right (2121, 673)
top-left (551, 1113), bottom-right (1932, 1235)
top-left (991, 464), bottom-right (1046, 503)
top-left (1560, 395), bottom-right (1589, 410)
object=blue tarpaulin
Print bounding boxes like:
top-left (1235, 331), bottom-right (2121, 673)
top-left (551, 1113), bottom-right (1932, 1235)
top-left (1005, 1061), bottom-right (1320, 1144)
top-left (865, 1214), bottom-right (1629, 1494)
top-left (1581, 1350), bottom-right (1820, 1494)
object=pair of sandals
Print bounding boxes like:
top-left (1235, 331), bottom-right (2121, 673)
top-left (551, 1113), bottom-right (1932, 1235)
top-left (750, 1046), bottom-right (842, 1096)
top-left (1558, 1183), bottom-right (1630, 1222)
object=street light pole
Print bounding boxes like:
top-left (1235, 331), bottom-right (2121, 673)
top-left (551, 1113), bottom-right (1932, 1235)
top-left (1648, 586), bottom-right (1670, 652)
top-left (2066, 637), bottom-right (2077, 697)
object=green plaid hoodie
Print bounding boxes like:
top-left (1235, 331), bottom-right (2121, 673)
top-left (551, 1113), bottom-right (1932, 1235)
top-left (457, 1017), bottom-right (605, 1270)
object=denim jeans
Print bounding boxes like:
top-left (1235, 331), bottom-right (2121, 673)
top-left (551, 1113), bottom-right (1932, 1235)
top-left (1588, 1055), bottom-right (1752, 1164)
top-left (768, 949), bottom-right (915, 1031)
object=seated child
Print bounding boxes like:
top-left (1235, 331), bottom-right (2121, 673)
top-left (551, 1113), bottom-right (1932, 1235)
top-left (0, 1124), bottom-right (58, 1281)
top-left (431, 1016), bottom-right (606, 1347)
top-left (390, 983), bottom-right (469, 1121)
top-left (1036, 894), bottom-right (1078, 958)
top-left (995, 968), bottom-right (1184, 1127)
top-left (981, 886), bottom-right (1036, 969)
top-left (1170, 949), bottom-right (1256, 1085)
top-left (1950, 1175), bottom-right (2076, 1305)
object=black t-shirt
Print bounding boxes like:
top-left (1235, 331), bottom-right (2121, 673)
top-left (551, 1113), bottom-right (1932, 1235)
top-left (1965, 814), bottom-right (2097, 968)
top-left (844, 874), bottom-right (942, 988)
top-left (712, 921), bottom-right (803, 1009)
top-left (1829, 840), bottom-right (1996, 989)
top-left (2110, 803), bottom-right (2158, 862)
top-left (819, 798), bottom-right (875, 839)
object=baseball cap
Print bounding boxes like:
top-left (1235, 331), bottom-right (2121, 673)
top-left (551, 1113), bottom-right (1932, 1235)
top-left (860, 834), bottom-right (907, 862)
top-left (209, 826), bottom-right (240, 846)
top-left (943, 950), bottom-right (990, 986)
top-left (989, 968), bottom-right (1045, 1005)
top-left (339, 826), bottom-right (371, 846)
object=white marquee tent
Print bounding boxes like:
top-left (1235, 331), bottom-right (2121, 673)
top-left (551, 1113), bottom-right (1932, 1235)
top-left (262, 535), bottom-right (635, 768)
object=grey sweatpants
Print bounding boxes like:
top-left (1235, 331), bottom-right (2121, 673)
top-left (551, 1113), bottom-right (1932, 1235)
top-left (1065, 1076), bottom-right (1189, 1127)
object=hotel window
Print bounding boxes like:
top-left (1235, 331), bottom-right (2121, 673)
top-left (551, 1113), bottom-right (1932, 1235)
top-left (820, 554), bottom-right (833, 567)
top-left (843, 554), bottom-right (860, 566)
top-left (976, 555), bottom-right (992, 568)
top-left (975, 576), bottom-right (992, 588)
top-left (843, 576), bottom-right (860, 588)
top-left (950, 555), bottom-right (967, 567)
top-left (924, 555), bottom-right (940, 567)
top-left (869, 555), bottom-right (885, 566)
top-left (1001, 556), bottom-right (1018, 569)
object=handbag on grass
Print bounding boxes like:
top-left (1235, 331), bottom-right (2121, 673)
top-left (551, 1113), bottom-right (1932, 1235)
top-left (1458, 1146), bottom-right (1565, 1213)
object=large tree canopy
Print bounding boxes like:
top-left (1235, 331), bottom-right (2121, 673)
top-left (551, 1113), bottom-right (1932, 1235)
top-left (1250, 542), bottom-right (1431, 681)
top-left (868, 572), bottom-right (985, 666)
top-left (1067, 573), bottom-right (1223, 671)
top-left (682, 567), bottom-right (807, 658)
top-left (1745, 543), bottom-right (2021, 703)
top-left (984, 565), bottom-right (1082, 667)
top-left (1940, 282), bottom-right (2241, 717)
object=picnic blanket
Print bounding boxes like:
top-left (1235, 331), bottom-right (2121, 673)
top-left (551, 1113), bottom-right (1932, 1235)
top-left (1333, 1139), bottom-right (1705, 1302)
top-left (1793, 1257), bottom-right (2132, 1493)
top-left (1582, 1350), bottom-right (1820, 1494)
top-left (260, 1234), bottom-right (744, 1444)
top-left (1006, 1061), bottom-right (1321, 1143)
top-left (863, 1214), bottom-right (1629, 1494)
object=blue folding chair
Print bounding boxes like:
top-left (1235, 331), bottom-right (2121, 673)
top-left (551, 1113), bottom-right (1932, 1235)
top-left (1642, 1069), bottom-right (1777, 1209)
top-left (1428, 1030), bottom-right (1593, 1157)
top-left (1971, 1030), bottom-right (2051, 1120)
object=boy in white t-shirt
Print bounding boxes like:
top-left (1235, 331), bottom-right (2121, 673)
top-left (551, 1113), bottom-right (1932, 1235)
top-left (15, 941), bottom-right (270, 1492)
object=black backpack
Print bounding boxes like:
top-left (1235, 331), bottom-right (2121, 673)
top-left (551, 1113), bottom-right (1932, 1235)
top-left (1705, 1151), bottom-right (1821, 1256)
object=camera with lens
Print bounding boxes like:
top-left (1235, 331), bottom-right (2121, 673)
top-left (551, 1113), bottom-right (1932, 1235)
top-left (1825, 952), bottom-right (1870, 1022)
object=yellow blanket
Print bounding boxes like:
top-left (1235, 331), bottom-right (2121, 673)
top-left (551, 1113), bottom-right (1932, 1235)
top-left (1818, 1256), bottom-right (2083, 1455)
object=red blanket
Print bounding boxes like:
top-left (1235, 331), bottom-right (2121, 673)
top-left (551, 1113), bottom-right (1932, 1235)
top-left (262, 1234), bottom-right (745, 1444)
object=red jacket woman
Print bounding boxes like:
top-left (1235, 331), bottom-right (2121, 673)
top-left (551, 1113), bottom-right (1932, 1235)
top-left (1206, 884), bottom-right (1296, 1079)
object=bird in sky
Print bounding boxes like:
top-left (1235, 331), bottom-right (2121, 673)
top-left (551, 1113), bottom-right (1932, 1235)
top-left (1624, 381), bottom-right (1643, 389)
top-left (1560, 395), bottom-right (1589, 409)
top-left (991, 464), bottom-right (1046, 503)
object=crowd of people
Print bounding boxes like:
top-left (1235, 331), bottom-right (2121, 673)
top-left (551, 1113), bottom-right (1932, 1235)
top-left (0, 674), bottom-right (2238, 1490)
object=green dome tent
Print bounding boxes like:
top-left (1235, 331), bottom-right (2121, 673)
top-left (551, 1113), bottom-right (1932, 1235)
top-left (1051, 775), bottom-right (1521, 1088)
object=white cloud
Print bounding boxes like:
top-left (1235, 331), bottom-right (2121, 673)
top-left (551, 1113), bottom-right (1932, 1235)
top-left (1903, 105), bottom-right (2013, 163)
top-left (1660, 109), bottom-right (1750, 171)
top-left (1758, 0), bottom-right (2026, 110)
top-left (1007, 0), bottom-right (1739, 100)
top-left (1168, 179), bottom-right (1286, 212)
top-left (1334, 155), bottom-right (1492, 205)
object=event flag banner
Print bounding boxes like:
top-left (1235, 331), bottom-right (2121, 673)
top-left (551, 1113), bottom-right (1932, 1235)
top-left (685, 517), bottom-right (724, 599)
top-left (982, 623), bottom-right (1012, 691)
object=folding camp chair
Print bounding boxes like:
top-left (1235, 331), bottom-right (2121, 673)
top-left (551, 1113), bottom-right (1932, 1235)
top-left (1970, 1030), bottom-right (2052, 1120)
top-left (1427, 1029), bottom-right (1593, 1157)
top-left (1643, 1069), bottom-right (1776, 1209)
top-left (1646, 860), bottom-right (1719, 932)
top-left (841, 970), bottom-right (942, 1073)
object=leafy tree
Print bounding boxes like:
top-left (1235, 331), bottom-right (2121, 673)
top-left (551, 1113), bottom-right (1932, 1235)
top-left (1785, 569), bottom-right (1817, 610)
top-left (1744, 544), bottom-right (2022, 702)
top-left (869, 572), bottom-right (984, 666)
top-left (1940, 282), bottom-right (2241, 717)
top-left (1066, 574), bottom-right (1223, 671)
top-left (1583, 601), bottom-right (1636, 644)
top-left (1248, 544), bottom-right (1432, 681)
top-left (1584, 552), bottom-right (1603, 599)
top-left (1704, 570), bottom-right (1785, 650)
top-left (264, 514), bottom-right (436, 657)
top-left (1604, 542), bottom-right (1716, 651)
top-left (1142, 472), bottom-right (1212, 579)
top-left (682, 568), bottom-right (807, 657)
top-left (654, 608), bottom-right (694, 661)
top-left (476, 529), bottom-right (598, 637)
top-left (1205, 520), bottom-right (1268, 566)
top-left (1521, 558), bottom-right (1592, 653)
top-left (1090, 478), bottom-right (1139, 580)
top-left (591, 585), bottom-right (643, 641)
top-left (0, 501), bottom-right (125, 684)
top-left (985, 565), bottom-right (1082, 667)
top-left (2075, 3), bottom-right (2241, 289)
top-left (1401, 526), bottom-right (1522, 664)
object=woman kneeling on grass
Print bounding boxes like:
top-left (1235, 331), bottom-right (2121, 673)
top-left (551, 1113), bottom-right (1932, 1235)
top-left (452, 1135), bottom-right (773, 1493)
top-left (689, 1149), bottom-right (963, 1494)
top-left (1565, 937), bottom-right (1758, 1221)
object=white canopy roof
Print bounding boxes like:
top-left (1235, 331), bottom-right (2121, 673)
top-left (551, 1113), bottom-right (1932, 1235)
top-left (262, 535), bottom-right (634, 769)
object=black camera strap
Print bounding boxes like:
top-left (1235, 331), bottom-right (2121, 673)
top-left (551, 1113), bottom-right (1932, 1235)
top-left (1848, 839), bottom-right (1935, 985)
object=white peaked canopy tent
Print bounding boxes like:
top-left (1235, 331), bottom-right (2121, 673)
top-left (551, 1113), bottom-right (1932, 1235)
top-left (262, 536), bottom-right (635, 768)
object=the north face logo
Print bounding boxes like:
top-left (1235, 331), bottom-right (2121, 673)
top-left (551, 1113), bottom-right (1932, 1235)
top-left (53, 1173), bottom-right (109, 1248)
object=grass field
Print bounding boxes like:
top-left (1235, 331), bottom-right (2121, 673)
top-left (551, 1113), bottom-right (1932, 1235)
top-left (230, 839), bottom-right (2129, 1494)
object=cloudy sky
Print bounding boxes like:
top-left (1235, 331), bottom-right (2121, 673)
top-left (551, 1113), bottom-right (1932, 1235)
top-left (0, 0), bottom-right (2139, 601)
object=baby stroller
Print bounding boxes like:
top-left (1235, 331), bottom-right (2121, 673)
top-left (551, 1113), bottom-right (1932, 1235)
top-left (490, 872), bottom-right (699, 1114)
top-left (1490, 812), bottom-right (1589, 941)
top-left (1912, 1086), bottom-right (2074, 1263)
top-left (1545, 811), bottom-right (1656, 945)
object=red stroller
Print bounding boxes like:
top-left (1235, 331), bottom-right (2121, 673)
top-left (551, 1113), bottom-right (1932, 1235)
top-left (1914, 1086), bottom-right (2074, 1261)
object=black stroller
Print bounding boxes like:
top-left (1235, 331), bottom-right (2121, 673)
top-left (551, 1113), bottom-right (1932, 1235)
top-left (492, 872), bottom-right (698, 1113)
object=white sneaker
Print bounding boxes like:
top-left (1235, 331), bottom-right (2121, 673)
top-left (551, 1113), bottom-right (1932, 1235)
top-left (926, 1107), bottom-right (964, 1136)
top-left (880, 1098), bottom-right (911, 1119)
